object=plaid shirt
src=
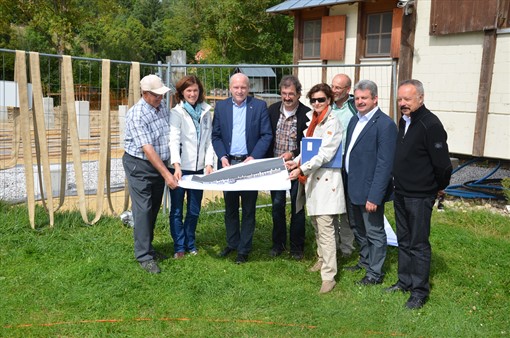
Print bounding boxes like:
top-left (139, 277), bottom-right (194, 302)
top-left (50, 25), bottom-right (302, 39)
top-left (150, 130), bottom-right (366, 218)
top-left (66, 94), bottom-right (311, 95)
top-left (124, 97), bottom-right (170, 161)
top-left (274, 111), bottom-right (298, 157)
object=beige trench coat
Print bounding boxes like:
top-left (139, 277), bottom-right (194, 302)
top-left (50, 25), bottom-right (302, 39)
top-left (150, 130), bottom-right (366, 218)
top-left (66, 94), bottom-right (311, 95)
top-left (294, 107), bottom-right (346, 216)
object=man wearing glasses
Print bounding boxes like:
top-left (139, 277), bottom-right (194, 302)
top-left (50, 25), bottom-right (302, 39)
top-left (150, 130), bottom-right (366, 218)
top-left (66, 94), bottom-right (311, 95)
top-left (123, 74), bottom-right (178, 274)
top-left (266, 75), bottom-right (310, 260)
top-left (330, 73), bottom-right (357, 259)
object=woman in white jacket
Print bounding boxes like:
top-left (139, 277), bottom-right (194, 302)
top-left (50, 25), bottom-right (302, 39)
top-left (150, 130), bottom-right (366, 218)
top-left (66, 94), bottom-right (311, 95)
top-left (169, 75), bottom-right (214, 258)
top-left (287, 83), bottom-right (346, 294)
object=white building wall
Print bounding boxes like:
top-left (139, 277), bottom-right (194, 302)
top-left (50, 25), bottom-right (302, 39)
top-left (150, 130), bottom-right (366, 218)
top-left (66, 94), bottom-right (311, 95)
top-left (413, 0), bottom-right (510, 159)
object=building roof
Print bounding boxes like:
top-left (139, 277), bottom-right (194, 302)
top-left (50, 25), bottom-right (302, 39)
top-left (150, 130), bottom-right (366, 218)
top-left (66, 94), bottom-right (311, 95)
top-left (235, 66), bottom-right (276, 78)
top-left (266, 0), bottom-right (361, 14)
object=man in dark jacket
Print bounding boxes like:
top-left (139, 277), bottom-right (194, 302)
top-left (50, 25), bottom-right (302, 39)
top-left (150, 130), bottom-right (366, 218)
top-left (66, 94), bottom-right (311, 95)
top-left (266, 75), bottom-right (310, 260)
top-left (212, 73), bottom-right (272, 264)
top-left (387, 79), bottom-right (452, 309)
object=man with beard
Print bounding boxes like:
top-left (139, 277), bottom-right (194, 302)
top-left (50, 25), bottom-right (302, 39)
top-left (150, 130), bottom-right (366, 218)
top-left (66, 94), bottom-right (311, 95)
top-left (266, 75), bottom-right (310, 260)
top-left (330, 73), bottom-right (356, 258)
top-left (386, 79), bottom-right (452, 309)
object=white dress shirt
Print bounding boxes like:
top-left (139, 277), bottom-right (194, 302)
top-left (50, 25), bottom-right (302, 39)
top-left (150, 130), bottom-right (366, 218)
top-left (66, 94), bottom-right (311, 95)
top-left (345, 106), bottom-right (379, 174)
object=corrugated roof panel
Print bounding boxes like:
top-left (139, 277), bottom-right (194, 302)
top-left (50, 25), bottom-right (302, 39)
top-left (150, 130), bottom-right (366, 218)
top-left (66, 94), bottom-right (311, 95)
top-left (267, 0), bottom-right (359, 13)
top-left (237, 66), bottom-right (276, 78)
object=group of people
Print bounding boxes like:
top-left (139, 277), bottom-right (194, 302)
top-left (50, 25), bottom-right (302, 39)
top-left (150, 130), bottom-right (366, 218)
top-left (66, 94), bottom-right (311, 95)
top-left (122, 72), bottom-right (452, 310)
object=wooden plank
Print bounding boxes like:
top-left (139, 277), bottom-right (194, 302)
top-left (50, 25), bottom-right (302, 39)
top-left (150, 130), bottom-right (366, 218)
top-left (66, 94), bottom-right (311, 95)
top-left (430, 0), bottom-right (498, 35)
top-left (293, 12), bottom-right (302, 66)
top-left (320, 15), bottom-right (346, 61)
top-left (472, 29), bottom-right (497, 156)
top-left (397, 7), bottom-right (416, 83)
top-left (391, 8), bottom-right (403, 59)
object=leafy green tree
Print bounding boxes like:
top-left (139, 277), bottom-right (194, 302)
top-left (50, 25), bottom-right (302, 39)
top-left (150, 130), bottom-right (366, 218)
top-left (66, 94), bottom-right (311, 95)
top-left (195, 0), bottom-right (293, 64)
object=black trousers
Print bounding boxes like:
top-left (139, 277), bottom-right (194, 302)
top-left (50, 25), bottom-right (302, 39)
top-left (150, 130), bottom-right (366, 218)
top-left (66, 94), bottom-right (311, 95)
top-left (393, 193), bottom-right (436, 298)
top-left (270, 179), bottom-right (305, 253)
top-left (223, 190), bottom-right (258, 255)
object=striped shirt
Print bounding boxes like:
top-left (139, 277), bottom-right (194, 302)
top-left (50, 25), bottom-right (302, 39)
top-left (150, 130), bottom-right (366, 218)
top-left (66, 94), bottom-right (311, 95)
top-left (124, 98), bottom-right (170, 161)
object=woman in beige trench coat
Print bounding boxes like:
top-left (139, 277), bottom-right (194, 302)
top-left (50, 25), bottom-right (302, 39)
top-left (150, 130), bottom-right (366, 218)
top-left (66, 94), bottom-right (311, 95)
top-left (287, 83), bottom-right (346, 294)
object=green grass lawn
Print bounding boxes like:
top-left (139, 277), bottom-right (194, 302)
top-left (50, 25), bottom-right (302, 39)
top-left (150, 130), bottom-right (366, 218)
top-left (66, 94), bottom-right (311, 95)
top-left (0, 195), bottom-right (509, 337)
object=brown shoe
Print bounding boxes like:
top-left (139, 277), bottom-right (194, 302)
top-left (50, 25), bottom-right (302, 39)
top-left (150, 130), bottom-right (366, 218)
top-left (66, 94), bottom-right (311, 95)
top-left (319, 280), bottom-right (336, 293)
top-left (308, 260), bottom-right (323, 272)
top-left (173, 252), bottom-right (185, 259)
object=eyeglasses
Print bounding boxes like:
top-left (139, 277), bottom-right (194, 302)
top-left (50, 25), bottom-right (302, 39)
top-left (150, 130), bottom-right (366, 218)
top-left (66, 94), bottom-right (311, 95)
top-left (310, 97), bottom-right (327, 104)
top-left (331, 85), bottom-right (349, 90)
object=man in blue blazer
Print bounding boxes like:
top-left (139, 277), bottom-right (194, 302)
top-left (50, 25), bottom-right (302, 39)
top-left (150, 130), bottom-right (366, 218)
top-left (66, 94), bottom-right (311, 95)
top-left (212, 73), bottom-right (272, 264)
top-left (343, 80), bottom-right (397, 285)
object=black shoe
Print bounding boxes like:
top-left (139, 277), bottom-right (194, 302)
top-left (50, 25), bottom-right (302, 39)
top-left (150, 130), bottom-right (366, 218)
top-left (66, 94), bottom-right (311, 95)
top-left (269, 248), bottom-right (283, 257)
top-left (405, 295), bottom-right (427, 309)
top-left (219, 247), bottom-right (235, 258)
top-left (344, 264), bottom-right (363, 272)
top-left (384, 283), bottom-right (408, 293)
top-left (356, 276), bottom-right (383, 286)
top-left (291, 252), bottom-right (304, 261)
top-left (236, 254), bottom-right (248, 264)
top-left (152, 251), bottom-right (168, 261)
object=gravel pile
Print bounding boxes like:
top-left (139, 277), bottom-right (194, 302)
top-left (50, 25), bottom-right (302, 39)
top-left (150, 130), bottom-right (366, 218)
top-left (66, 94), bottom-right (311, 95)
top-left (0, 159), bottom-right (126, 203)
top-left (449, 162), bottom-right (510, 185)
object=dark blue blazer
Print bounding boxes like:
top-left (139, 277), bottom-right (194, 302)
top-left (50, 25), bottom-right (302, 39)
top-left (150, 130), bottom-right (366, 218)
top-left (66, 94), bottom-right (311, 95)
top-left (212, 96), bottom-right (272, 169)
top-left (344, 108), bottom-right (397, 206)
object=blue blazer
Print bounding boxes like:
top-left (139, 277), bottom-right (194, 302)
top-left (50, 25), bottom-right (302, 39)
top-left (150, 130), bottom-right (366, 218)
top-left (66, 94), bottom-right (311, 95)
top-left (212, 96), bottom-right (272, 169)
top-left (344, 108), bottom-right (397, 206)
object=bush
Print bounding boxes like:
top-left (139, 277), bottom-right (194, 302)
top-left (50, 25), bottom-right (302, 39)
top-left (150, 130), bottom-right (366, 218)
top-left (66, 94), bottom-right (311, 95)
top-left (502, 177), bottom-right (510, 203)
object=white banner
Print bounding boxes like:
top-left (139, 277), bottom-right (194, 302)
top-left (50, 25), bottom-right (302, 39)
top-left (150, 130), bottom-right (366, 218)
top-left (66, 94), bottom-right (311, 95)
top-left (178, 157), bottom-right (291, 191)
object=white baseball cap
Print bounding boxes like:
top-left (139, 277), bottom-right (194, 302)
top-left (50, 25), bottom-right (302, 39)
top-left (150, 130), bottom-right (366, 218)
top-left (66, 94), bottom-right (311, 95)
top-left (140, 74), bottom-right (171, 95)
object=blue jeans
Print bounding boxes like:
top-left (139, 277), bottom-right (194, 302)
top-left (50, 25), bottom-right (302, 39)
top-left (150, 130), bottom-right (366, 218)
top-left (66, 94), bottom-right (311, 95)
top-left (169, 169), bottom-right (204, 253)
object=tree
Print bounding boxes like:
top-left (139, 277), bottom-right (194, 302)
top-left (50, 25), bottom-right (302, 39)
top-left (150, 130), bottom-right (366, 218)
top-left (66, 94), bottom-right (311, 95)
top-left (2, 0), bottom-right (294, 65)
top-left (195, 0), bottom-right (293, 64)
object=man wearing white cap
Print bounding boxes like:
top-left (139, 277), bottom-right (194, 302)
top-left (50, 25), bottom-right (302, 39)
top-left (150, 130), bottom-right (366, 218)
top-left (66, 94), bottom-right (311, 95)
top-left (123, 74), bottom-right (178, 274)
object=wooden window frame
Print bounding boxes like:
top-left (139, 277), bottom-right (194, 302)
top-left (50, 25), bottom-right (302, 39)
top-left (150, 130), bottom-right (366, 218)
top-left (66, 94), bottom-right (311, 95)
top-left (302, 19), bottom-right (322, 59)
top-left (358, 0), bottom-right (398, 60)
top-left (365, 12), bottom-right (393, 57)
